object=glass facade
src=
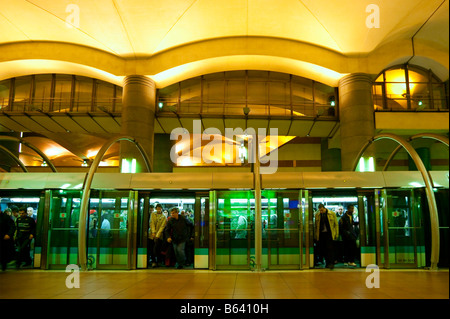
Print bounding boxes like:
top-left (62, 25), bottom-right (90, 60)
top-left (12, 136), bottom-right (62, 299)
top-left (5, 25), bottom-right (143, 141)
top-left (157, 71), bottom-right (338, 118)
top-left (0, 74), bottom-right (122, 113)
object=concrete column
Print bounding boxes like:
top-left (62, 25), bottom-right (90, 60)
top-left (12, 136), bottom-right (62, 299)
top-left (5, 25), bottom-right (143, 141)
top-left (338, 73), bottom-right (375, 171)
top-left (120, 75), bottom-right (155, 172)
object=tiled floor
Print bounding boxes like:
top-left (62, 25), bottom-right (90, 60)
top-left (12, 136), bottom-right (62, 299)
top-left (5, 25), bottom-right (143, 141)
top-left (0, 268), bottom-right (448, 299)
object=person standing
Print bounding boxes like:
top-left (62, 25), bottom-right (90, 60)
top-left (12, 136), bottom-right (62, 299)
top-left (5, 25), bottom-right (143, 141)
top-left (314, 204), bottom-right (339, 269)
top-left (164, 207), bottom-right (193, 269)
top-left (340, 205), bottom-right (358, 267)
top-left (15, 207), bottom-right (36, 269)
top-left (0, 209), bottom-right (16, 271)
top-left (149, 204), bottom-right (167, 268)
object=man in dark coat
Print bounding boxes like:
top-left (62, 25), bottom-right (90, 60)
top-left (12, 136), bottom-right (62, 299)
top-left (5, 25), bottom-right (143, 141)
top-left (0, 209), bottom-right (16, 271)
top-left (165, 207), bottom-right (193, 269)
top-left (15, 206), bottom-right (36, 268)
top-left (340, 205), bottom-right (358, 267)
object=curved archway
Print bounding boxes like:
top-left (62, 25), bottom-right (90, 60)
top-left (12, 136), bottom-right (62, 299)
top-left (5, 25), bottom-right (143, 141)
top-left (0, 136), bottom-right (57, 172)
top-left (0, 145), bottom-right (28, 172)
top-left (352, 133), bottom-right (440, 270)
top-left (78, 135), bottom-right (151, 271)
top-left (383, 133), bottom-right (449, 171)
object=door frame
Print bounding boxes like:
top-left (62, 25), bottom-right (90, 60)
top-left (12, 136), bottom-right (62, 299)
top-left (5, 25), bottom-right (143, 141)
top-left (89, 190), bottom-right (137, 270)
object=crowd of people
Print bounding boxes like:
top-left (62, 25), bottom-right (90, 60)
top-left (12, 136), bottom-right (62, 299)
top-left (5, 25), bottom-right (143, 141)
top-left (1, 201), bottom-right (363, 272)
top-left (147, 204), bottom-right (194, 269)
top-left (0, 206), bottom-right (37, 271)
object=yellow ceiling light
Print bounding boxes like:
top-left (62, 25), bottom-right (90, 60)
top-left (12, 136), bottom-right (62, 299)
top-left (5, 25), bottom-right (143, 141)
top-left (44, 146), bottom-right (71, 158)
top-left (150, 55), bottom-right (346, 88)
top-left (0, 60), bottom-right (124, 85)
top-left (86, 149), bottom-right (100, 159)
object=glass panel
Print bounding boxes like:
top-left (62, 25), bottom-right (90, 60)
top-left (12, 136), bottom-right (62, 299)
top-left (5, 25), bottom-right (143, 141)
top-left (311, 192), bottom-right (359, 268)
top-left (47, 191), bottom-right (81, 268)
top-left (225, 80), bottom-right (245, 115)
top-left (180, 78), bottom-right (201, 114)
top-left (314, 82), bottom-right (335, 116)
top-left (0, 79), bottom-right (11, 110)
top-left (74, 76), bottom-right (93, 112)
top-left (114, 86), bottom-right (123, 112)
top-left (148, 196), bottom-right (196, 268)
top-left (87, 191), bottom-right (129, 269)
top-left (385, 69), bottom-right (406, 82)
top-left (410, 83), bottom-right (430, 110)
top-left (198, 197), bottom-right (208, 248)
top-left (385, 189), bottom-right (418, 266)
top-left (216, 191), bottom-right (254, 269)
top-left (435, 189), bottom-right (449, 267)
top-left (54, 75), bottom-right (73, 112)
top-left (247, 80), bottom-right (268, 116)
top-left (408, 69), bottom-right (428, 83)
top-left (372, 84), bottom-right (384, 110)
top-left (95, 80), bottom-right (115, 112)
top-left (269, 80), bottom-right (289, 116)
top-left (432, 83), bottom-right (448, 110)
top-left (203, 80), bottom-right (224, 114)
top-left (292, 78), bottom-right (313, 117)
top-left (194, 196), bottom-right (209, 269)
top-left (385, 82), bottom-right (408, 110)
top-left (262, 190), bottom-right (301, 269)
top-left (13, 76), bottom-right (32, 111)
top-left (0, 194), bottom-right (41, 269)
top-left (32, 74), bottom-right (52, 112)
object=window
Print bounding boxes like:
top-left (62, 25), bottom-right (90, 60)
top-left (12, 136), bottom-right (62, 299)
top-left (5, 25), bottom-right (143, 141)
top-left (156, 71), bottom-right (338, 118)
top-left (373, 65), bottom-right (448, 111)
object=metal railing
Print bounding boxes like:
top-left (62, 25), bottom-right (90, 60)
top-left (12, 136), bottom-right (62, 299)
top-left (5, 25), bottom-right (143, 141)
top-left (0, 98), bottom-right (122, 113)
top-left (156, 98), bottom-right (337, 118)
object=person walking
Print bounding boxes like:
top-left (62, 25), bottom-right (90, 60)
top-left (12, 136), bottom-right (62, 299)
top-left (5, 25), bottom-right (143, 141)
top-left (15, 207), bottom-right (36, 268)
top-left (164, 207), bottom-right (193, 269)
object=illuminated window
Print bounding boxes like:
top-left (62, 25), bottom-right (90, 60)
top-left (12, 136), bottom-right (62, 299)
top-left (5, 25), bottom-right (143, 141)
top-left (157, 71), bottom-right (338, 118)
top-left (0, 74), bottom-right (122, 113)
top-left (373, 65), bottom-right (448, 111)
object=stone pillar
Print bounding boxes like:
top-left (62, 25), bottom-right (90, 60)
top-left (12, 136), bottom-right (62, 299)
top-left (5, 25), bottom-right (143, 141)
top-left (338, 73), bottom-right (375, 171)
top-left (120, 75), bottom-right (155, 172)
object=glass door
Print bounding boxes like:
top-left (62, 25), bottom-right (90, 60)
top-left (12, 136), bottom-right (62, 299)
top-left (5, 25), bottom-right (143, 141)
top-left (310, 190), bottom-right (360, 268)
top-left (45, 190), bottom-right (81, 269)
top-left (262, 190), bottom-right (302, 270)
top-left (0, 191), bottom-right (43, 269)
top-left (213, 191), bottom-right (255, 270)
top-left (382, 189), bottom-right (422, 268)
top-left (87, 190), bottom-right (136, 269)
top-left (300, 190), bottom-right (311, 268)
top-left (194, 194), bottom-right (209, 269)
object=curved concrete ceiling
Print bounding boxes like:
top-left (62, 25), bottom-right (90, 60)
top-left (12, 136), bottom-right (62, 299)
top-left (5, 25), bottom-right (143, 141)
top-left (0, 0), bottom-right (448, 87)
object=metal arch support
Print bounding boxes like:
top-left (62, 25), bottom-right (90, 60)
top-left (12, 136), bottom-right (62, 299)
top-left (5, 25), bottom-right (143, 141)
top-left (0, 136), bottom-right (57, 172)
top-left (0, 145), bottom-right (28, 172)
top-left (353, 133), bottom-right (440, 270)
top-left (78, 135), bottom-right (151, 271)
top-left (383, 133), bottom-right (449, 171)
